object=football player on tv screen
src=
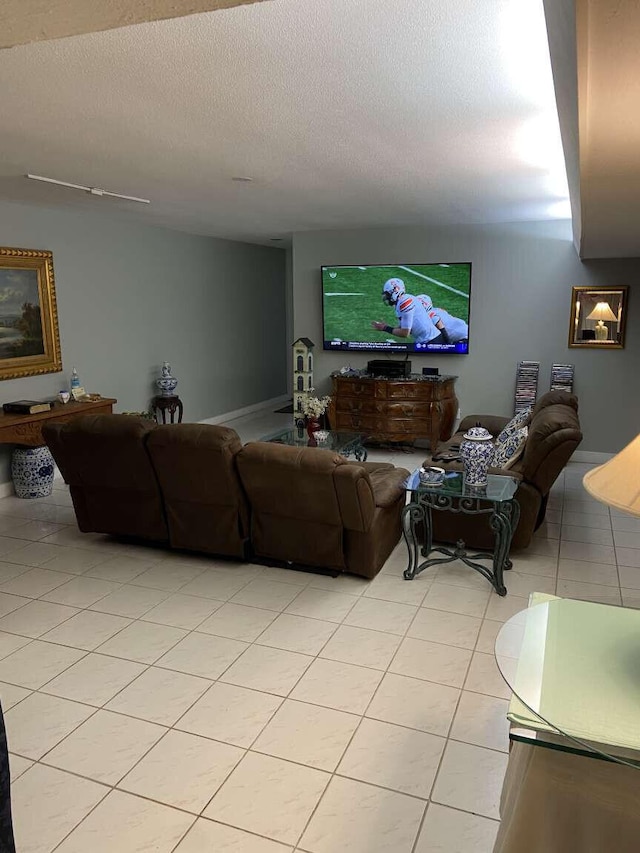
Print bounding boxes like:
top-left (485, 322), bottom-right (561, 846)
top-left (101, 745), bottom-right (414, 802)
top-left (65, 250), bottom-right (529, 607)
top-left (371, 278), bottom-right (450, 345)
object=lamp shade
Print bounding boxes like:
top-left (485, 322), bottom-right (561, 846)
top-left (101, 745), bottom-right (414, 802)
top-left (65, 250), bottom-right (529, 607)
top-left (586, 301), bottom-right (618, 322)
top-left (583, 434), bottom-right (640, 516)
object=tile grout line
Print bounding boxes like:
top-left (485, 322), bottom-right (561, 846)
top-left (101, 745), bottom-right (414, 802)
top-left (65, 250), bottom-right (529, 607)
top-left (27, 569), bottom-right (282, 849)
top-left (171, 583), bottom-right (367, 849)
top-left (38, 571), bottom-right (370, 844)
top-left (203, 566), bottom-right (421, 848)
top-left (293, 565), bottom-right (437, 852)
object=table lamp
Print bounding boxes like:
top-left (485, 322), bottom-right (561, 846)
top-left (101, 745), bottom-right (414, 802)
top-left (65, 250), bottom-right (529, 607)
top-left (583, 434), bottom-right (640, 516)
top-left (586, 301), bottom-right (618, 342)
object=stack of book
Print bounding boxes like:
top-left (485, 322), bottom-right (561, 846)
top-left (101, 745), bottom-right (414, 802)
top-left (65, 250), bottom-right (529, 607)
top-left (2, 400), bottom-right (52, 415)
top-left (550, 363), bottom-right (575, 394)
top-left (514, 361), bottom-right (540, 414)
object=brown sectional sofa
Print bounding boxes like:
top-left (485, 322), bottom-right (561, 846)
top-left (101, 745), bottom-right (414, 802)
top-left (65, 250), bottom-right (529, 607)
top-left (237, 442), bottom-right (408, 577)
top-left (43, 416), bottom-right (409, 579)
top-left (147, 423), bottom-right (249, 558)
top-left (42, 414), bottom-right (170, 544)
top-left (422, 390), bottom-right (583, 549)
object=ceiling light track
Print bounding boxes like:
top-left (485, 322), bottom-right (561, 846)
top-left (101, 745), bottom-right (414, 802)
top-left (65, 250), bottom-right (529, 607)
top-left (26, 174), bottom-right (150, 204)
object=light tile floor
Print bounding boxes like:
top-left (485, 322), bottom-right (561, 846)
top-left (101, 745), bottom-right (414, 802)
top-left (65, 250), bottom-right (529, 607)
top-left (0, 408), bottom-right (635, 852)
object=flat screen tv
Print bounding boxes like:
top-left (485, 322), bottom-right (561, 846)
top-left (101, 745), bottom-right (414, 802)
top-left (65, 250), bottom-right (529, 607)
top-left (321, 263), bottom-right (471, 354)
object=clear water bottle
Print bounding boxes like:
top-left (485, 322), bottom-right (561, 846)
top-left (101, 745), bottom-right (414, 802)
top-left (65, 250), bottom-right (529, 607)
top-left (70, 367), bottom-right (80, 390)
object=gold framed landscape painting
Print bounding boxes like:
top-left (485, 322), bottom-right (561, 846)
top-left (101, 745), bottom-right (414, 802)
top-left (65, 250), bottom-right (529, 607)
top-left (0, 247), bottom-right (62, 380)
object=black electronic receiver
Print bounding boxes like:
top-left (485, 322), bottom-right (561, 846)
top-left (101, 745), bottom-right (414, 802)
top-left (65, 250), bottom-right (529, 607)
top-left (367, 359), bottom-right (411, 377)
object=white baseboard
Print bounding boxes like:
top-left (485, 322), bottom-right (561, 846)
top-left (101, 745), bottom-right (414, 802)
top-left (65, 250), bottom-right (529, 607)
top-left (571, 450), bottom-right (614, 464)
top-left (199, 393), bottom-right (290, 426)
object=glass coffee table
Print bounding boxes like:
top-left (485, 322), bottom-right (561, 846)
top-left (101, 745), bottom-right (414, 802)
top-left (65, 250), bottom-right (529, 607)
top-left (495, 596), bottom-right (640, 768)
top-left (261, 427), bottom-right (368, 461)
top-left (402, 469), bottom-right (520, 595)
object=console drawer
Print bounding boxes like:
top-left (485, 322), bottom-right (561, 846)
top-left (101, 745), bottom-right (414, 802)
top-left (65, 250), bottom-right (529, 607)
top-left (334, 412), bottom-right (376, 431)
top-left (334, 379), bottom-right (374, 398)
top-left (383, 381), bottom-right (435, 400)
top-left (375, 418), bottom-right (432, 435)
top-left (376, 401), bottom-right (431, 418)
top-left (335, 397), bottom-right (377, 414)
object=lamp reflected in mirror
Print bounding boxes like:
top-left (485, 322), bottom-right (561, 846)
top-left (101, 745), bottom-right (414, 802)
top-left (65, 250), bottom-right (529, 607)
top-left (568, 286), bottom-right (628, 349)
top-left (586, 301), bottom-right (618, 341)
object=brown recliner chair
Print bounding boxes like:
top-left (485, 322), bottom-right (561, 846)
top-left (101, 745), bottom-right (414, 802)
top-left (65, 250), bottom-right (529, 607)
top-left (426, 390), bottom-right (583, 549)
top-left (146, 423), bottom-right (249, 558)
top-left (236, 442), bottom-right (409, 578)
top-left (43, 414), bottom-right (169, 543)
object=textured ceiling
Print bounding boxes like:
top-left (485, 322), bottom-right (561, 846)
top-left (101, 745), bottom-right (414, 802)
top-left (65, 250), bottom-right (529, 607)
top-left (0, 0), bottom-right (271, 48)
top-left (0, 0), bottom-right (569, 245)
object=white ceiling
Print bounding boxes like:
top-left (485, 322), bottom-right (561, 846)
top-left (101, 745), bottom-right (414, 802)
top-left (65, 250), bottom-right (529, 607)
top-left (0, 0), bottom-right (570, 246)
top-left (0, 0), bottom-right (269, 49)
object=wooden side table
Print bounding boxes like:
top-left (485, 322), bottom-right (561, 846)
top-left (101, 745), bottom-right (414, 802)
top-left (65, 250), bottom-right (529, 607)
top-left (0, 398), bottom-right (117, 447)
top-left (152, 395), bottom-right (183, 424)
top-left (0, 397), bottom-right (117, 498)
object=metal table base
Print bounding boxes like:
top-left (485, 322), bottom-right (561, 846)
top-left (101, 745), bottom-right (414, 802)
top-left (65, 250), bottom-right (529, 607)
top-left (402, 485), bottom-right (520, 595)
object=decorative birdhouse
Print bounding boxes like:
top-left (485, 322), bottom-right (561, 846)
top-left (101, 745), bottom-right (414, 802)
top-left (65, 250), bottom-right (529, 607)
top-left (292, 337), bottom-right (314, 420)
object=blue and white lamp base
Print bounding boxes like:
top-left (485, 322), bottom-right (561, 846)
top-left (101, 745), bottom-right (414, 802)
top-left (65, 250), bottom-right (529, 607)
top-left (11, 446), bottom-right (55, 499)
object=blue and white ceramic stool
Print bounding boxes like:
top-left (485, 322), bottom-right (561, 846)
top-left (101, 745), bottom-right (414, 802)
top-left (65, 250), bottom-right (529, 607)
top-left (11, 445), bottom-right (55, 498)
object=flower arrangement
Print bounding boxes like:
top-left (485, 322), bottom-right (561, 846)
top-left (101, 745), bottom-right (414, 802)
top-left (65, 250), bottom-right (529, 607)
top-left (301, 394), bottom-right (331, 419)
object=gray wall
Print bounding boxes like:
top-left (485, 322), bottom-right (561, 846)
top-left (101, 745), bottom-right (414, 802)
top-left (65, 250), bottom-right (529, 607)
top-left (292, 220), bottom-right (640, 453)
top-left (285, 246), bottom-right (294, 389)
top-left (0, 199), bottom-right (287, 481)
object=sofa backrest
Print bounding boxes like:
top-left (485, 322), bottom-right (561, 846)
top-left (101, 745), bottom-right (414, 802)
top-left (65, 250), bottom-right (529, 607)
top-left (43, 414), bottom-right (168, 542)
top-left (236, 442), bottom-right (376, 570)
top-left (513, 392), bottom-right (582, 495)
top-left (146, 423), bottom-right (248, 558)
top-left (532, 389), bottom-right (579, 417)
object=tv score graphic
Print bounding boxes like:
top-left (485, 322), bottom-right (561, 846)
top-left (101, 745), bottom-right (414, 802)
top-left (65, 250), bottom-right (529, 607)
top-left (321, 263), bottom-right (471, 354)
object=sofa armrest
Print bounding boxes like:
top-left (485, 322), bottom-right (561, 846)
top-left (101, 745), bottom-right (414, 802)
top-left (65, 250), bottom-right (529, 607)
top-left (345, 461), bottom-right (395, 475)
top-left (458, 414), bottom-right (510, 436)
top-left (334, 465), bottom-right (409, 531)
top-left (369, 467), bottom-right (410, 508)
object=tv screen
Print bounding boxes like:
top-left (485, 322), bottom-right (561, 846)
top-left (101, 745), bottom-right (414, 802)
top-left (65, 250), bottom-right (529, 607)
top-left (322, 263), bottom-right (471, 354)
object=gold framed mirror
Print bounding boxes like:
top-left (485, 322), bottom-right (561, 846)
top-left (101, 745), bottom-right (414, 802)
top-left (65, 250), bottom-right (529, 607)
top-left (568, 286), bottom-right (628, 349)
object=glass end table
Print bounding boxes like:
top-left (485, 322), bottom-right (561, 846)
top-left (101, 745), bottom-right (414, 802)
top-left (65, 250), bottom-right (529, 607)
top-left (495, 597), bottom-right (640, 769)
top-left (402, 469), bottom-right (520, 595)
top-left (261, 427), bottom-right (368, 461)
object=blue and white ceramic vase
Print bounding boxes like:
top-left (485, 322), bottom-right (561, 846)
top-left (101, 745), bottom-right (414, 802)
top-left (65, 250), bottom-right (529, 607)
top-left (460, 426), bottom-right (495, 488)
top-left (156, 361), bottom-right (178, 397)
top-left (11, 446), bottom-right (55, 499)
